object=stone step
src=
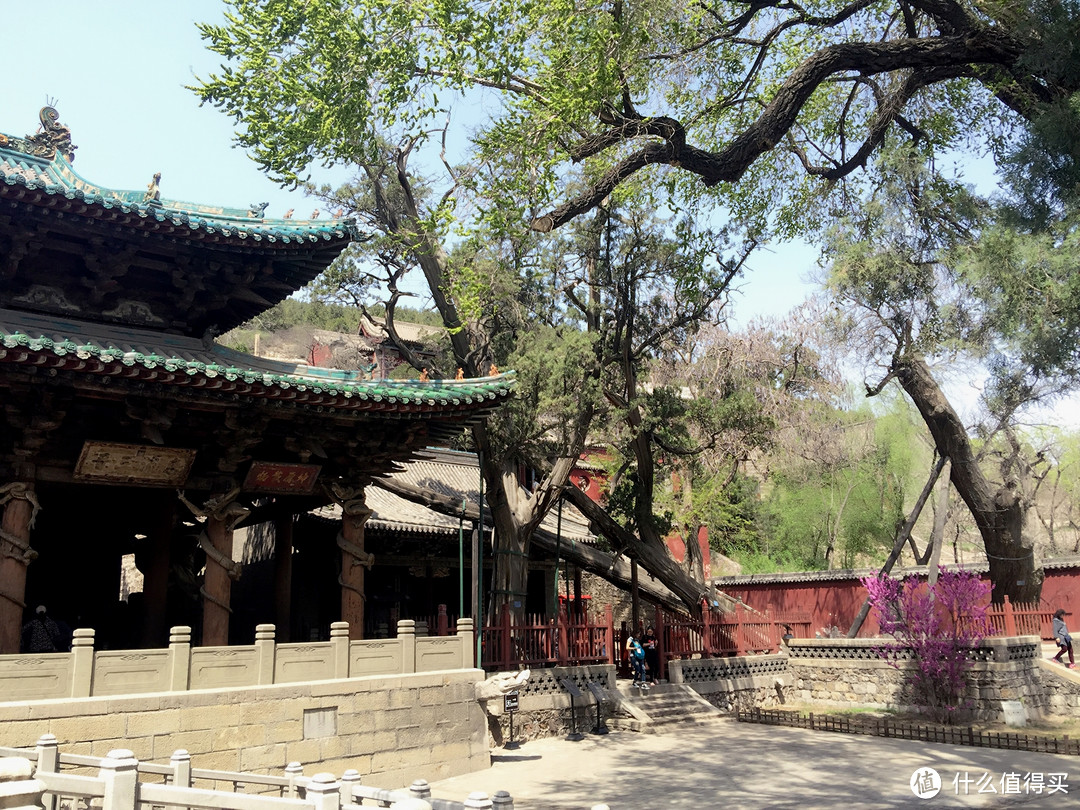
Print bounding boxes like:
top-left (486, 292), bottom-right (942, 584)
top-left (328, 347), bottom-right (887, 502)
top-left (610, 682), bottom-right (722, 734)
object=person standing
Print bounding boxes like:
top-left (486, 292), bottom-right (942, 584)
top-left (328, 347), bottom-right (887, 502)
top-left (1052, 608), bottom-right (1075, 668)
top-left (643, 626), bottom-right (660, 685)
top-left (21, 605), bottom-right (69, 653)
top-left (626, 634), bottom-right (649, 689)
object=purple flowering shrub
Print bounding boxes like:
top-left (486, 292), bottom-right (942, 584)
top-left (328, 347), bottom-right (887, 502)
top-left (862, 568), bottom-right (991, 724)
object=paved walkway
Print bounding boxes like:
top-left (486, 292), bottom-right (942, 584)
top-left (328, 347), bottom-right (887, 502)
top-left (428, 719), bottom-right (1076, 809)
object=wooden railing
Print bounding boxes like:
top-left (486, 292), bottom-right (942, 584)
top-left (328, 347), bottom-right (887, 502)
top-left (480, 605), bottom-right (615, 671)
top-left (654, 604), bottom-right (812, 680)
top-left (985, 596), bottom-right (1054, 640)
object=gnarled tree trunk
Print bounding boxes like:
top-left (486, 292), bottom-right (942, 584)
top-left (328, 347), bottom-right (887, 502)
top-left (895, 357), bottom-right (1041, 602)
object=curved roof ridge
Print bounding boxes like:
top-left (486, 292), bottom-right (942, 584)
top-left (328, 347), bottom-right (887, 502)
top-left (0, 137), bottom-right (355, 240)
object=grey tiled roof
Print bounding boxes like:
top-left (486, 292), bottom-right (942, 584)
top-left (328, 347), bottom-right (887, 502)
top-left (310, 448), bottom-right (597, 540)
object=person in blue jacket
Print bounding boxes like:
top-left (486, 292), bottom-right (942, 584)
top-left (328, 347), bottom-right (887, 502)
top-left (1052, 608), bottom-right (1075, 668)
top-left (627, 634), bottom-right (649, 688)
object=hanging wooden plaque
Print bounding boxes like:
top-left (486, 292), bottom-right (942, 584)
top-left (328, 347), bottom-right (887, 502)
top-left (74, 442), bottom-right (196, 486)
top-left (243, 461), bottom-right (322, 494)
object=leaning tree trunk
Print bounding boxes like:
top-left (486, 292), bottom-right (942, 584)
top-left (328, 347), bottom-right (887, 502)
top-left (894, 357), bottom-right (1042, 602)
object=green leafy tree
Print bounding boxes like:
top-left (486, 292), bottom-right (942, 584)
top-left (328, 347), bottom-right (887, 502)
top-left (194, 0), bottom-right (1079, 237)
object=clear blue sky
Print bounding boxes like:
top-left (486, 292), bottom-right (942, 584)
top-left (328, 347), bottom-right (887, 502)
top-left (0, 2), bottom-right (333, 221)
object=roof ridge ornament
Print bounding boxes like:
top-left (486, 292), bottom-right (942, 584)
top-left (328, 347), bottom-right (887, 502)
top-left (5, 106), bottom-right (77, 162)
top-left (144, 172), bottom-right (162, 205)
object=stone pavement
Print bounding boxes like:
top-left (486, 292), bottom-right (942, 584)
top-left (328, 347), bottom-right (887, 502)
top-left (427, 719), bottom-right (1076, 809)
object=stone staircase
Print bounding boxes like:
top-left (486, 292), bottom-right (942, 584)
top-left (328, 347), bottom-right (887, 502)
top-left (607, 682), bottom-right (724, 734)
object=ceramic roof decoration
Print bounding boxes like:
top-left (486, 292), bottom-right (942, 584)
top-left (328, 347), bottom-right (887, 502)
top-left (0, 307), bottom-right (515, 418)
top-left (0, 107), bottom-right (357, 337)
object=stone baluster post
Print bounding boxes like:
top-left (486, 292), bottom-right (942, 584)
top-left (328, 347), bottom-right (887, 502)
top-left (304, 773), bottom-right (340, 810)
top-left (99, 750), bottom-right (139, 810)
top-left (456, 618), bottom-right (475, 669)
top-left (284, 762), bottom-right (304, 798)
top-left (492, 790), bottom-right (514, 809)
top-left (170, 749), bottom-right (192, 787)
top-left (340, 770), bottom-right (360, 804)
top-left (331, 622), bottom-right (350, 678)
top-left (70, 628), bottom-right (95, 698)
top-left (168, 626), bottom-right (192, 691)
top-left (255, 624), bottom-right (276, 685)
top-left (398, 620), bottom-right (416, 674)
top-left (464, 792), bottom-right (492, 809)
top-left (34, 734), bottom-right (58, 810)
top-left (408, 780), bottom-right (431, 800)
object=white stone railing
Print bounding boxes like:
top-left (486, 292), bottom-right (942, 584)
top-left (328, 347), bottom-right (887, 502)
top-left (0, 619), bottom-right (474, 702)
top-left (0, 736), bottom-right (506, 810)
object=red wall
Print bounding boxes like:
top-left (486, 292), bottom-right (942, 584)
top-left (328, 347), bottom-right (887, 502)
top-left (720, 567), bottom-right (1080, 639)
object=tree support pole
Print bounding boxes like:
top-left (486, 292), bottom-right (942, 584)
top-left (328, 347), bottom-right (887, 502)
top-left (847, 453), bottom-right (947, 638)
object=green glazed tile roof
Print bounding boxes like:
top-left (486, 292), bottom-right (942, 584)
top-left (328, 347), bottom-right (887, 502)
top-left (0, 308), bottom-right (514, 414)
top-left (0, 135), bottom-right (354, 244)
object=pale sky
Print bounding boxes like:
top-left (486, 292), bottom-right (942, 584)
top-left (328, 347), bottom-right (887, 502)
top-left (0, 2), bottom-right (333, 220)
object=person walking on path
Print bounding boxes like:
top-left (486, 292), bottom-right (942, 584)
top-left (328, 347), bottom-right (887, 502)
top-left (626, 634), bottom-right (649, 689)
top-left (1051, 608), bottom-right (1075, 668)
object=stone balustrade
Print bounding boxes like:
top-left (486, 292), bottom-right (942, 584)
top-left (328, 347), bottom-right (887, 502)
top-left (0, 619), bottom-right (474, 702)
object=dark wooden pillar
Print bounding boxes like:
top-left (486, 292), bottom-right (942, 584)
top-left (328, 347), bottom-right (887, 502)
top-left (273, 515), bottom-right (294, 642)
top-left (202, 514), bottom-right (234, 647)
top-left (333, 486), bottom-right (373, 640)
top-left (140, 499), bottom-right (176, 648)
top-left (0, 483), bottom-right (36, 654)
top-left (179, 489), bottom-right (247, 648)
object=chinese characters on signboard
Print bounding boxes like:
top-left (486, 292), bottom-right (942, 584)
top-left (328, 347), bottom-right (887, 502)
top-left (243, 461), bottom-right (321, 494)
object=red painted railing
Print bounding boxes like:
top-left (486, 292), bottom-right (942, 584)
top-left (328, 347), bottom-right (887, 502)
top-left (480, 604), bottom-right (615, 671)
top-left (985, 596), bottom-right (1054, 639)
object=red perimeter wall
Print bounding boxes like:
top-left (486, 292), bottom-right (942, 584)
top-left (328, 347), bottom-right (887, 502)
top-left (720, 566), bottom-right (1080, 639)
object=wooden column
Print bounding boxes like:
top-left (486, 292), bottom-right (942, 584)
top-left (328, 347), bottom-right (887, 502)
top-left (333, 485), bottom-right (373, 640)
top-left (273, 515), bottom-right (294, 642)
top-left (201, 514), bottom-right (235, 646)
top-left (179, 489), bottom-right (247, 648)
top-left (0, 483), bottom-right (37, 654)
top-left (140, 500), bottom-right (175, 648)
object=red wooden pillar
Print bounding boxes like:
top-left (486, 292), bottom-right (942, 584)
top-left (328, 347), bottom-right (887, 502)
top-left (141, 499), bottom-right (175, 648)
top-left (273, 515), bottom-right (294, 642)
top-left (702, 599), bottom-right (714, 658)
top-left (437, 604), bottom-right (449, 636)
top-left (654, 605), bottom-right (667, 682)
top-left (604, 604), bottom-right (614, 665)
top-left (0, 484), bottom-right (35, 654)
top-left (500, 603), bottom-right (513, 669)
top-left (202, 514), bottom-right (234, 647)
top-left (557, 604), bottom-right (569, 666)
top-left (337, 490), bottom-right (373, 640)
top-left (734, 602), bottom-right (746, 656)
